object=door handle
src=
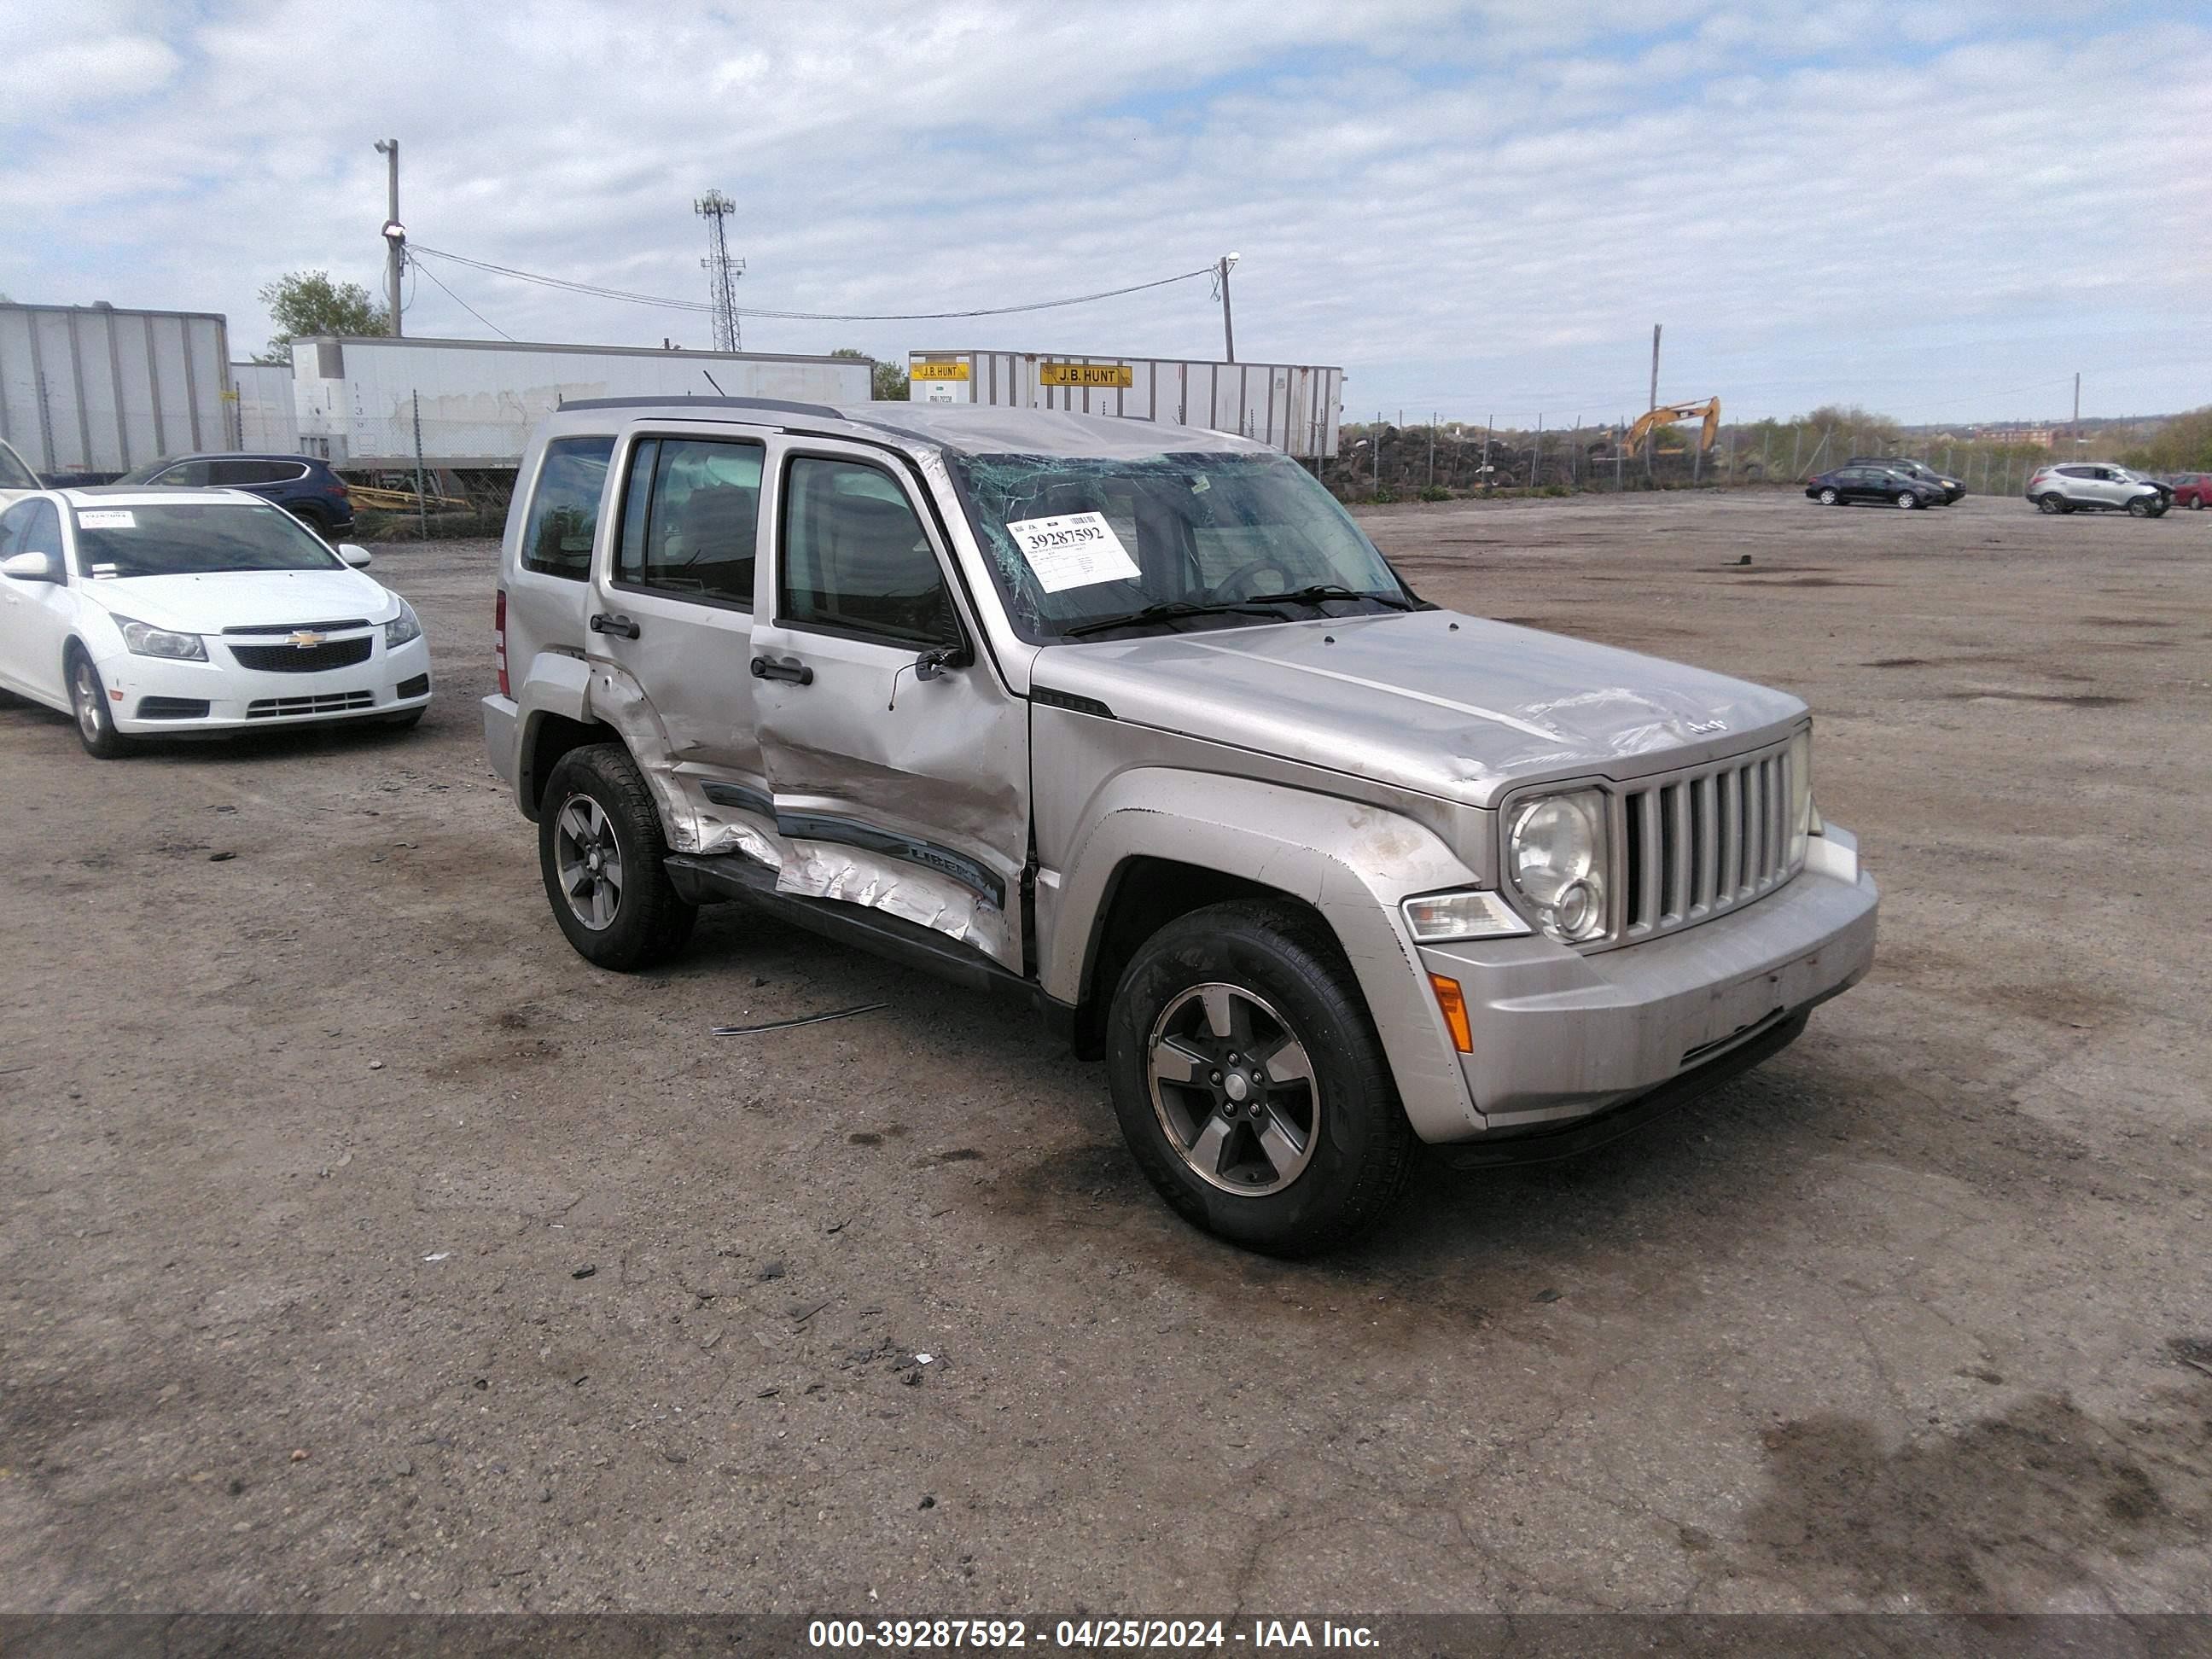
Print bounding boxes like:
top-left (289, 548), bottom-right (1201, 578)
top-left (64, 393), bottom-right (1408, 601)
top-left (749, 654), bottom-right (814, 686)
top-left (590, 612), bottom-right (641, 639)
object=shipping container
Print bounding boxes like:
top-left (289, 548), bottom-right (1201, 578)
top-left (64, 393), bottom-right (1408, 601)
top-left (0, 302), bottom-right (234, 478)
top-left (294, 335), bottom-right (874, 469)
top-left (230, 361), bottom-right (300, 454)
top-left (907, 349), bottom-right (1342, 459)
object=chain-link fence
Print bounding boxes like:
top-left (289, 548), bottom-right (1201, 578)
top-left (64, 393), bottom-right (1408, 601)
top-left (1315, 415), bottom-right (2058, 504)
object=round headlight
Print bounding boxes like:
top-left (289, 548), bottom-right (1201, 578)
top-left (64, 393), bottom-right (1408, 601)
top-left (1508, 789), bottom-right (1610, 943)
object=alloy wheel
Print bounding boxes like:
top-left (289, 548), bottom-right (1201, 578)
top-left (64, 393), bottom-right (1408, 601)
top-left (72, 659), bottom-right (103, 742)
top-left (552, 794), bottom-right (625, 931)
top-left (1146, 983), bottom-right (1320, 1196)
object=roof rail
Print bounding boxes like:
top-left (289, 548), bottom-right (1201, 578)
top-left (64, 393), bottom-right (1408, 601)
top-left (554, 394), bottom-right (845, 419)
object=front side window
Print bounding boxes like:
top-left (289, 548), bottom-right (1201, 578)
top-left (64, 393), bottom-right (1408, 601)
top-left (0, 500), bottom-right (33, 556)
top-left (0, 446), bottom-right (36, 491)
top-left (521, 436), bottom-right (614, 580)
top-left (21, 501), bottom-right (63, 561)
top-left (948, 449), bottom-right (1412, 642)
top-left (615, 437), bottom-right (763, 608)
top-left (69, 502), bottom-right (341, 577)
top-left (780, 457), bottom-right (954, 646)
top-left (158, 460), bottom-right (213, 486)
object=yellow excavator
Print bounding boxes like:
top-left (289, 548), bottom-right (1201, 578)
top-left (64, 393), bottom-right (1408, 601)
top-left (1621, 398), bottom-right (1721, 454)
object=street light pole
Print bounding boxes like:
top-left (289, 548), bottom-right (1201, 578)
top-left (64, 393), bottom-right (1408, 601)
top-left (375, 139), bottom-right (405, 338)
top-left (1218, 253), bottom-right (1238, 364)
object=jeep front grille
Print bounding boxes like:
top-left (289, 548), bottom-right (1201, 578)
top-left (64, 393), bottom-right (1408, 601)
top-left (1617, 742), bottom-right (1798, 942)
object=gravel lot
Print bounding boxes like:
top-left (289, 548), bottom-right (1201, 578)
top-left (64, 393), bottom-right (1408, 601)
top-left (2, 489), bottom-right (2206, 1616)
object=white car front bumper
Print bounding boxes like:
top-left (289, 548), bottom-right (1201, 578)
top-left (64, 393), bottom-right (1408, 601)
top-left (94, 629), bottom-right (434, 734)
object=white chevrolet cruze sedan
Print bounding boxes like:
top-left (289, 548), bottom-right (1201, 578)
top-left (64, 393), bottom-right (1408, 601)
top-left (0, 486), bottom-right (432, 757)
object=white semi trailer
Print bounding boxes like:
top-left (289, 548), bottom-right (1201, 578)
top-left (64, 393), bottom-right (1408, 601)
top-left (0, 302), bottom-right (236, 479)
top-left (907, 349), bottom-right (1342, 460)
top-left (294, 335), bottom-right (874, 469)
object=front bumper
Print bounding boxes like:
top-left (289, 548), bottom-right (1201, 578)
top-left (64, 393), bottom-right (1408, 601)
top-left (97, 632), bottom-right (433, 733)
top-left (1413, 826), bottom-right (1877, 1138)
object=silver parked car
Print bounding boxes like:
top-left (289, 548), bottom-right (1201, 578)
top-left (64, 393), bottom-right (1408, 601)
top-left (2026, 463), bottom-right (2169, 516)
top-left (483, 399), bottom-right (1878, 1254)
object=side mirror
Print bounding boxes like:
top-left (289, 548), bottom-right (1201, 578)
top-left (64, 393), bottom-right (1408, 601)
top-left (336, 543), bottom-right (373, 568)
top-left (0, 550), bottom-right (59, 583)
top-left (913, 643), bottom-right (971, 683)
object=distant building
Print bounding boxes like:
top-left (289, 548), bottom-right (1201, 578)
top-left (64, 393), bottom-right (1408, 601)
top-left (1972, 426), bottom-right (2054, 447)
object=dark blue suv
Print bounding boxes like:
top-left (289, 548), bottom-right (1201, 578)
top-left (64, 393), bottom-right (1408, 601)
top-left (112, 452), bottom-right (355, 538)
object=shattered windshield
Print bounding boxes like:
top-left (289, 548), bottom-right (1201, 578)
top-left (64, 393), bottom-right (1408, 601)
top-left (946, 450), bottom-right (1412, 642)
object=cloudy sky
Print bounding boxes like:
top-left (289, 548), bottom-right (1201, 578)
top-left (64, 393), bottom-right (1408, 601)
top-left (5, 0), bottom-right (2208, 425)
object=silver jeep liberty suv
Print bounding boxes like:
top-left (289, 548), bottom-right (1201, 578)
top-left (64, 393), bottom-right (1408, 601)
top-left (485, 398), bottom-right (1877, 1254)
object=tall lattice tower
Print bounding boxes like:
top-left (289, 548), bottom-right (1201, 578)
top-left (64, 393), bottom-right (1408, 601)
top-left (693, 189), bottom-right (744, 352)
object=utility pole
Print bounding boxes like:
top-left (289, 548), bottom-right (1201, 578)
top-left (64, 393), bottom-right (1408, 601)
top-left (1216, 253), bottom-right (1239, 363)
top-left (695, 190), bottom-right (744, 352)
top-left (2072, 370), bottom-right (2081, 453)
top-left (375, 139), bottom-right (405, 337)
top-left (1645, 323), bottom-right (1661, 480)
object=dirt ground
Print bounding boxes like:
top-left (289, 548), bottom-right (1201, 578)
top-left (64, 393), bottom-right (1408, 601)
top-left (1, 489), bottom-right (2206, 1617)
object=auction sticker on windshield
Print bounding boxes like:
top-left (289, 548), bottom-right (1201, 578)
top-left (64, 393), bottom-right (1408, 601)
top-left (77, 510), bottom-right (136, 529)
top-left (1005, 511), bottom-right (1141, 593)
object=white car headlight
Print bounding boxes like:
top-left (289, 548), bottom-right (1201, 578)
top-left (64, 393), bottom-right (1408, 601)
top-left (1507, 788), bottom-right (1610, 944)
top-left (384, 599), bottom-right (422, 649)
top-left (114, 614), bottom-right (207, 661)
top-left (1401, 888), bottom-right (1529, 942)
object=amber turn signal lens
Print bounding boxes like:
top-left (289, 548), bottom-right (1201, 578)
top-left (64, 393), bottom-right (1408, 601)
top-left (1429, 973), bottom-right (1473, 1053)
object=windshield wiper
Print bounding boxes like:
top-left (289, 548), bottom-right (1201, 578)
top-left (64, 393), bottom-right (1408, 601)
top-left (1060, 598), bottom-right (1294, 639)
top-left (1241, 583), bottom-right (1424, 612)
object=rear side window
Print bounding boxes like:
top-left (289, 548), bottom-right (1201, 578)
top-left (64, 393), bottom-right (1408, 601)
top-left (521, 436), bottom-right (614, 579)
top-left (780, 456), bottom-right (954, 646)
top-left (210, 459), bottom-right (300, 486)
top-left (614, 437), bottom-right (763, 608)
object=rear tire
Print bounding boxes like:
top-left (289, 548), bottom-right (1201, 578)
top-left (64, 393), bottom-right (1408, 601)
top-left (2037, 493), bottom-right (2068, 515)
top-left (1817, 487), bottom-right (1839, 506)
top-left (1103, 900), bottom-right (1417, 1256)
top-left (66, 647), bottom-right (133, 760)
top-left (288, 503), bottom-right (331, 538)
top-left (538, 744), bottom-right (696, 970)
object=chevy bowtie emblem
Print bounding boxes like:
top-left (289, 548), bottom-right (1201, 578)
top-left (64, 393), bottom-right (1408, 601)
top-left (289, 631), bottom-right (327, 649)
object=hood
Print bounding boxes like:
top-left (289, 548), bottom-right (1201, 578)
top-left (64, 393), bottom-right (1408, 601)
top-left (1033, 609), bottom-right (1806, 808)
top-left (78, 567), bottom-right (396, 632)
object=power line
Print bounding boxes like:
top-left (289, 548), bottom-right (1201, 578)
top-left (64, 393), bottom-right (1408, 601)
top-left (407, 242), bottom-right (1215, 322)
top-left (407, 253), bottom-right (514, 340)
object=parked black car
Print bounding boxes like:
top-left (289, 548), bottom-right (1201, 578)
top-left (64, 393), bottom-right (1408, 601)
top-left (1847, 456), bottom-right (1964, 503)
top-left (111, 452), bottom-right (355, 537)
top-left (1805, 465), bottom-right (1948, 509)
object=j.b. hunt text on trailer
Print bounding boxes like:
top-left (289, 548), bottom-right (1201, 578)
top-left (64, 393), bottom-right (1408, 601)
top-left (907, 349), bottom-right (1342, 460)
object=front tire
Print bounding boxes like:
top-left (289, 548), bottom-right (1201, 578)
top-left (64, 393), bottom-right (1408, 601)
top-left (537, 744), bottom-right (696, 970)
top-left (1104, 900), bottom-right (1416, 1256)
top-left (66, 648), bottom-right (133, 759)
top-left (2127, 497), bottom-right (2152, 518)
top-left (1895, 491), bottom-right (1921, 509)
